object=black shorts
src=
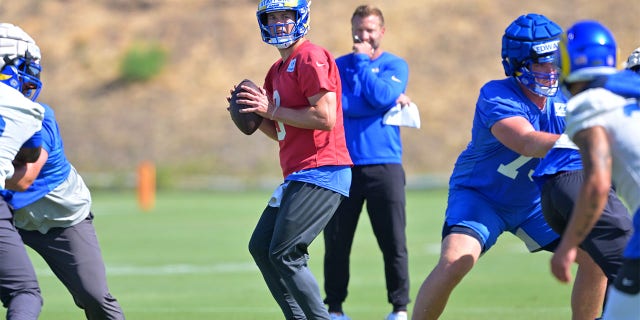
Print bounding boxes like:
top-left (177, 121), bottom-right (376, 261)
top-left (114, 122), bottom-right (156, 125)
top-left (540, 170), bottom-right (633, 281)
top-left (613, 259), bottom-right (640, 294)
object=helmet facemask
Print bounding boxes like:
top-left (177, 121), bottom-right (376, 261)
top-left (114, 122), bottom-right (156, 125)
top-left (0, 51), bottom-right (42, 101)
top-left (515, 58), bottom-right (560, 97)
top-left (260, 11), bottom-right (299, 49)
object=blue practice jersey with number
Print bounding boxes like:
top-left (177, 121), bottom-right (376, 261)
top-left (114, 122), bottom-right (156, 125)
top-left (449, 77), bottom-right (565, 208)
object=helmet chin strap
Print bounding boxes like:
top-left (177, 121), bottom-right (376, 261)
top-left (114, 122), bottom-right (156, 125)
top-left (518, 76), bottom-right (558, 97)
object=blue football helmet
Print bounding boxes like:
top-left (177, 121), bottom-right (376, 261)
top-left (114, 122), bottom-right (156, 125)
top-left (558, 20), bottom-right (617, 84)
top-left (257, 0), bottom-right (310, 49)
top-left (501, 14), bottom-right (562, 97)
top-left (0, 23), bottom-right (42, 101)
top-left (0, 54), bottom-right (42, 101)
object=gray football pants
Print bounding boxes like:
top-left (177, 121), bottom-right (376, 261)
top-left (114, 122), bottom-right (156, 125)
top-left (19, 214), bottom-right (125, 320)
top-left (0, 218), bottom-right (42, 320)
top-left (249, 181), bottom-right (344, 320)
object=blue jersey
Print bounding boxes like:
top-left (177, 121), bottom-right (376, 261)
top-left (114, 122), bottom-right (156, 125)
top-left (449, 78), bottom-right (566, 207)
top-left (336, 52), bottom-right (408, 165)
top-left (2, 104), bottom-right (71, 209)
top-left (602, 69), bottom-right (640, 99)
top-left (532, 94), bottom-right (583, 188)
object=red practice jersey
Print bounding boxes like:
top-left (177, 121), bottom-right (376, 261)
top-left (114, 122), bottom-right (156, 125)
top-left (264, 40), bottom-right (352, 178)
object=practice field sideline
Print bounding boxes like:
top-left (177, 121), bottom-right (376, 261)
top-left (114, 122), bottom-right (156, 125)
top-left (26, 189), bottom-right (577, 319)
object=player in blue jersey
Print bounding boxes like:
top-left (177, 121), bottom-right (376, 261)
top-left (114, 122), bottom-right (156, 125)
top-left (322, 5), bottom-right (410, 320)
top-left (550, 20), bottom-right (640, 320)
top-left (0, 22), bottom-right (46, 320)
top-left (412, 14), bottom-right (604, 320)
top-left (1, 24), bottom-right (125, 320)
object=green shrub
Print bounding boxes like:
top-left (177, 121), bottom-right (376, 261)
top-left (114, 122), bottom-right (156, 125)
top-left (120, 42), bottom-right (167, 82)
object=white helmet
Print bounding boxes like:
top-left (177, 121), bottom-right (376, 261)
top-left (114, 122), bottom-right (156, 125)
top-left (0, 23), bottom-right (43, 100)
top-left (625, 47), bottom-right (640, 73)
top-left (0, 23), bottom-right (41, 70)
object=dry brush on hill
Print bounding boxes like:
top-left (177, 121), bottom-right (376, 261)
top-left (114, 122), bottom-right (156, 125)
top-left (1, 0), bottom-right (637, 188)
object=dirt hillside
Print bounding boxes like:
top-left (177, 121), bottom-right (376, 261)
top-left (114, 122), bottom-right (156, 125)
top-left (1, 0), bottom-right (638, 188)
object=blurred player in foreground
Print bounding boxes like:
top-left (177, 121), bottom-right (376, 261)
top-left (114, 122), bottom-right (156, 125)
top-left (1, 22), bottom-right (125, 319)
top-left (412, 13), bottom-right (604, 320)
top-left (550, 20), bottom-right (640, 320)
top-left (323, 5), bottom-right (411, 320)
top-left (230, 0), bottom-right (352, 319)
top-left (0, 22), bottom-right (45, 319)
top-left (532, 97), bottom-right (632, 318)
top-left (532, 32), bottom-right (633, 320)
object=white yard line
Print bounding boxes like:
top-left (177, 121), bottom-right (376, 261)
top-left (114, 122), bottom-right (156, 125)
top-left (35, 262), bottom-right (257, 277)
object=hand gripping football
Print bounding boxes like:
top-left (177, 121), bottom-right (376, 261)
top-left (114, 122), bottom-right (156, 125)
top-left (229, 79), bottom-right (264, 135)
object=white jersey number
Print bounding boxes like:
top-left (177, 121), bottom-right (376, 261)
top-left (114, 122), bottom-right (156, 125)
top-left (497, 155), bottom-right (534, 181)
top-left (272, 90), bottom-right (286, 141)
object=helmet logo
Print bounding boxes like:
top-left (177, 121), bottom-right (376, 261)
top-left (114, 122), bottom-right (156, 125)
top-left (258, 0), bottom-right (296, 9)
top-left (532, 40), bottom-right (559, 56)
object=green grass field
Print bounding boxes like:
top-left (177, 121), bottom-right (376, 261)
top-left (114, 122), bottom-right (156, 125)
top-left (26, 189), bottom-right (578, 319)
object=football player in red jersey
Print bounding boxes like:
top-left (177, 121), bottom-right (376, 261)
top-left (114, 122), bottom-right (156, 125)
top-left (229, 1), bottom-right (352, 319)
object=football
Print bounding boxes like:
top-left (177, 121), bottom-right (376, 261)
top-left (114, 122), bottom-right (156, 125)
top-left (228, 79), bottom-right (264, 135)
